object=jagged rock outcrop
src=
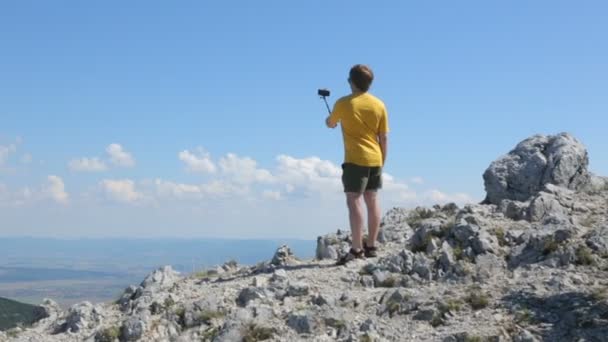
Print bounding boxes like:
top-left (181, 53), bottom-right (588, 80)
top-left (9, 133), bottom-right (608, 342)
top-left (483, 133), bottom-right (590, 205)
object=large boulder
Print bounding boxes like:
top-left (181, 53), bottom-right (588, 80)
top-left (483, 133), bottom-right (590, 205)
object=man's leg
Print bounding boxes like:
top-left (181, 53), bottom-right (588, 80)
top-left (364, 191), bottom-right (381, 247)
top-left (346, 192), bottom-right (364, 251)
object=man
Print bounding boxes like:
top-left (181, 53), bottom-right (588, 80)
top-left (325, 64), bottom-right (389, 265)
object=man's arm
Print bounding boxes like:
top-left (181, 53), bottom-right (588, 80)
top-left (378, 133), bottom-right (388, 165)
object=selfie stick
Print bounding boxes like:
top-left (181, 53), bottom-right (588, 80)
top-left (321, 96), bottom-right (331, 114)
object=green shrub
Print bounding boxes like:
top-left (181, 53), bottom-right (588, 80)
top-left (406, 207), bottom-right (434, 227)
top-left (464, 336), bottom-right (483, 342)
top-left (542, 238), bottom-right (559, 255)
top-left (242, 323), bottom-right (276, 342)
top-left (493, 227), bottom-right (507, 246)
top-left (514, 309), bottom-right (534, 326)
top-left (466, 290), bottom-right (490, 310)
top-left (96, 326), bottom-right (120, 342)
top-left (199, 310), bottom-right (225, 323)
top-left (200, 326), bottom-right (220, 341)
top-left (576, 245), bottom-right (595, 265)
top-left (591, 287), bottom-right (608, 301)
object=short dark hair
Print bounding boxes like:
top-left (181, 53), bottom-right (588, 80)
top-left (349, 64), bottom-right (374, 92)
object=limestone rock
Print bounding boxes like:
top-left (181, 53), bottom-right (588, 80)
top-left (483, 133), bottom-right (590, 204)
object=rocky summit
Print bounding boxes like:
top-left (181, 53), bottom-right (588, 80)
top-left (4, 132), bottom-right (608, 342)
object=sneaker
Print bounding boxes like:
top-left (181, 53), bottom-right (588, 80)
top-left (336, 248), bottom-right (365, 266)
top-left (363, 241), bottom-right (378, 258)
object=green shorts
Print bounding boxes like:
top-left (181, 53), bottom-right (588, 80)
top-left (341, 163), bottom-right (383, 193)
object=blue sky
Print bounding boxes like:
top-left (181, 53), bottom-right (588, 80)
top-left (1, 1), bottom-right (607, 238)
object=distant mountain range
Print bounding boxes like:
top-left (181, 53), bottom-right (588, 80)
top-left (0, 297), bottom-right (46, 331)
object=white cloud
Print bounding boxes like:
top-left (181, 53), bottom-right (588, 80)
top-left (262, 190), bottom-right (282, 201)
top-left (0, 144), bottom-right (16, 165)
top-left (154, 178), bottom-right (249, 200)
top-left (274, 155), bottom-right (342, 196)
top-left (219, 153), bottom-right (274, 184)
top-left (46, 175), bottom-right (69, 204)
top-left (101, 179), bottom-right (142, 203)
top-left (424, 190), bottom-right (474, 205)
top-left (410, 177), bottom-right (425, 185)
top-left (107, 144), bottom-right (135, 167)
top-left (69, 157), bottom-right (108, 172)
top-left (179, 149), bottom-right (216, 173)
top-left (21, 153), bottom-right (33, 164)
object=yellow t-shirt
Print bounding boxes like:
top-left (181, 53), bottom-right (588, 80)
top-left (328, 93), bottom-right (389, 167)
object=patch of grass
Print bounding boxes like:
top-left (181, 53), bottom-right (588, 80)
top-left (96, 326), bottom-right (120, 342)
top-left (430, 314), bottom-right (444, 327)
top-left (453, 245), bottom-right (464, 260)
top-left (174, 306), bottom-right (186, 327)
top-left (359, 335), bottom-right (373, 342)
top-left (200, 326), bottom-right (220, 341)
top-left (387, 301), bottom-right (400, 316)
top-left (466, 289), bottom-right (490, 310)
top-left (493, 227), bottom-right (507, 247)
top-left (381, 275), bottom-right (398, 288)
top-left (412, 234), bottom-right (434, 253)
top-left (406, 207), bottom-right (434, 227)
top-left (576, 245), bottom-right (595, 265)
top-left (242, 323), bottom-right (276, 342)
top-left (439, 217), bottom-right (456, 238)
top-left (580, 214), bottom-right (599, 228)
top-left (514, 308), bottom-right (534, 326)
top-left (194, 270), bottom-right (212, 279)
top-left (464, 336), bottom-right (483, 342)
top-left (199, 310), bottom-right (226, 324)
top-left (164, 297), bottom-right (176, 309)
top-left (542, 237), bottom-right (560, 255)
top-left (591, 287), bottom-right (608, 301)
top-left (439, 299), bottom-right (463, 313)
top-left (6, 328), bottom-right (20, 338)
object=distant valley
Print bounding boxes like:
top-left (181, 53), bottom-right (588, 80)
top-left (0, 237), bottom-right (315, 307)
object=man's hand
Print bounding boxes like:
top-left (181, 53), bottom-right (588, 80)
top-left (325, 116), bottom-right (337, 128)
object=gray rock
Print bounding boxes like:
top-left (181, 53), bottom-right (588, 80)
top-left (452, 222), bottom-right (479, 246)
top-left (513, 329), bottom-right (539, 342)
top-left (58, 301), bottom-right (102, 333)
top-left (359, 318), bottom-right (376, 332)
top-left (287, 312), bottom-right (317, 334)
top-left (271, 269), bottom-right (289, 283)
top-left (360, 275), bottom-right (375, 288)
top-left (271, 244), bottom-right (298, 266)
top-left (400, 249), bottom-right (415, 274)
top-left (118, 285), bottom-right (139, 312)
top-left (120, 317), bottom-right (145, 341)
top-left (236, 287), bottom-right (266, 307)
top-left (141, 266), bottom-right (180, 290)
top-left (287, 282), bottom-right (310, 297)
top-left (426, 237), bottom-right (440, 255)
top-left (471, 231), bottom-right (497, 255)
top-left (439, 243), bottom-right (455, 272)
top-left (499, 199), bottom-right (529, 221)
top-left (528, 192), bottom-right (568, 222)
top-left (311, 293), bottom-right (334, 307)
top-left (483, 133), bottom-right (590, 205)
top-left (586, 225), bottom-right (608, 256)
top-left (410, 219), bottom-right (443, 251)
top-left (413, 254), bottom-right (432, 280)
top-left (412, 308), bottom-right (436, 321)
top-left (316, 235), bottom-right (340, 260)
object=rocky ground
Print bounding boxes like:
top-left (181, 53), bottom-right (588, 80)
top-left (3, 132), bottom-right (608, 342)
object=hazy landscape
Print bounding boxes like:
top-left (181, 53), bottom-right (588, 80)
top-left (0, 238), bottom-right (315, 307)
